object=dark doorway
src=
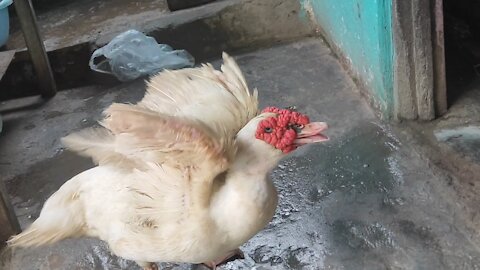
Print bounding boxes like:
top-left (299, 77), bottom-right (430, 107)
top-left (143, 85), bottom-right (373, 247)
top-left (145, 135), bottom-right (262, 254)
top-left (443, 0), bottom-right (480, 105)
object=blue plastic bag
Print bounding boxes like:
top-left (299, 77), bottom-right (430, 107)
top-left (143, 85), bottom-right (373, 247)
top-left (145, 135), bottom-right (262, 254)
top-left (89, 30), bottom-right (195, 81)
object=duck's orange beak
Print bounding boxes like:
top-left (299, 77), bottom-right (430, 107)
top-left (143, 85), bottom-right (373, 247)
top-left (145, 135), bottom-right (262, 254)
top-left (294, 122), bottom-right (329, 145)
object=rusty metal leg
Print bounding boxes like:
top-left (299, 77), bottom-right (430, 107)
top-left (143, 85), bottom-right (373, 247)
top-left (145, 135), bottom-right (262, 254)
top-left (0, 180), bottom-right (20, 247)
top-left (14, 0), bottom-right (56, 98)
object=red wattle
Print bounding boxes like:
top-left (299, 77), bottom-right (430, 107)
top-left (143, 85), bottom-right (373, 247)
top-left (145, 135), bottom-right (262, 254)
top-left (256, 106), bottom-right (312, 153)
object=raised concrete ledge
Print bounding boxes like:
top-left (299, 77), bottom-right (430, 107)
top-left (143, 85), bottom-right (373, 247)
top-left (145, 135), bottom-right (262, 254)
top-left (0, 0), bottom-right (314, 101)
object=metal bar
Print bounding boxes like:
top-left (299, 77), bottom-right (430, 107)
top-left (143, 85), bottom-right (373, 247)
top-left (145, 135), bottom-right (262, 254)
top-left (13, 0), bottom-right (56, 98)
top-left (0, 180), bottom-right (20, 247)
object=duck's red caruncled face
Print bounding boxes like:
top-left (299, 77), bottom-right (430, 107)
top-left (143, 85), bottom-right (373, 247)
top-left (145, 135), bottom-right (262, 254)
top-left (255, 107), bottom-right (329, 153)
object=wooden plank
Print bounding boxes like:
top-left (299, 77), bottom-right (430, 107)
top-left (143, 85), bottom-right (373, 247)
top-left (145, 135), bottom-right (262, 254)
top-left (412, 0), bottom-right (435, 120)
top-left (392, 0), bottom-right (437, 120)
top-left (0, 180), bottom-right (20, 247)
top-left (14, 0), bottom-right (57, 98)
top-left (392, 0), bottom-right (418, 120)
top-left (432, 0), bottom-right (448, 116)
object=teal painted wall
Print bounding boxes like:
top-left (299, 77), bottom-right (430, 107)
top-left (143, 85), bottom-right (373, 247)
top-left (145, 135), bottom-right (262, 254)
top-left (301, 0), bottom-right (393, 116)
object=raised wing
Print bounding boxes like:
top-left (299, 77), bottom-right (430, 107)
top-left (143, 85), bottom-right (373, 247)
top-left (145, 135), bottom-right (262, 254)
top-left (138, 52), bottom-right (258, 138)
top-left (63, 53), bottom-right (258, 169)
top-left (61, 53), bottom-right (257, 218)
top-left (63, 103), bottom-right (230, 174)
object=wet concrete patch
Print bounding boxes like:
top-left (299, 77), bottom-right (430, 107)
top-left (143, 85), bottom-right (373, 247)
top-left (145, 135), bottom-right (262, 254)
top-left (263, 121), bottom-right (480, 270)
top-left (396, 219), bottom-right (440, 251)
top-left (332, 219), bottom-right (396, 250)
top-left (435, 126), bottom-right (480, 162)
top-left (6, 151), bottom-right (93, 229)
top-left (282, 122), bottom-right (405, 269)
top-left (301, 123), bottom-right (401, 203)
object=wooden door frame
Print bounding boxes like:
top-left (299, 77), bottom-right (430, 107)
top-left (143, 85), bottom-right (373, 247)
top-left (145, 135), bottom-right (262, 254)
top-left (392, 0), bottom-right (447, 120)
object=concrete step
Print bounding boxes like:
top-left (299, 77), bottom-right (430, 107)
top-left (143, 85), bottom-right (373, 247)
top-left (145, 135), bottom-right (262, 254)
top-left (0, 0), bottom-right (315, 101)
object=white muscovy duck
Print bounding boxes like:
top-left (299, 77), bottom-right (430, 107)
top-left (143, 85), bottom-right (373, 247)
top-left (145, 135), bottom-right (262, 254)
top-left (7, 53), bottom-right (329, 270)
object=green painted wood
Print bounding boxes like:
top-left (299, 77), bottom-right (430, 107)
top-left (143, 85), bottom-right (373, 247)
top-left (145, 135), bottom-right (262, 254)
top-left (302, 0), bottom-right (394, 117)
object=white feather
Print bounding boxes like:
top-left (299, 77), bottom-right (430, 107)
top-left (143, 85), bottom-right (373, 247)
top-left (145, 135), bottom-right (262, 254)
top-left (8, 53), bottom-right (283, 269)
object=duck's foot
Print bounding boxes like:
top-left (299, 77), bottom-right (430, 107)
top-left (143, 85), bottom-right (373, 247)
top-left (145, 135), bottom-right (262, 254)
top-left (136, 261), bottom-right (158, 270)
top-left (202, 249), bottom-right (245, 270)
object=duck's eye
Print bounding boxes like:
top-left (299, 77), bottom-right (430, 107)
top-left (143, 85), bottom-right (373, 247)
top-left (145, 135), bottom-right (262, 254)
top-left (288, 123), bottom-right (304, 129)
top-left (264, 127), bottom-right (273, 133)
top-left (289, 123), bottom-right (304, 132)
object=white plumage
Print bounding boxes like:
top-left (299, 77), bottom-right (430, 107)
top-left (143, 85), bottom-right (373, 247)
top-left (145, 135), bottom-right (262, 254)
top-left (7, 53), bottom-right (328, 270)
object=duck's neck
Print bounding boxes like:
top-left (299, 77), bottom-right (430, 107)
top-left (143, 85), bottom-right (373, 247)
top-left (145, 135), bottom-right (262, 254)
top-left (209, 140), bottom-right (280, 248)
top-left (230, 141), bottom-right (281, 176)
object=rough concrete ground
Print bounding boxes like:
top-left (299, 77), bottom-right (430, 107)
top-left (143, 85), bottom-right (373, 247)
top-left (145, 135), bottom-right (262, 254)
top-left (396, 77), bottom-right (480, 245)
top-left (1, 39), bottom-right (480, 269)
top-left (433, 80), bottom-right (480, 163)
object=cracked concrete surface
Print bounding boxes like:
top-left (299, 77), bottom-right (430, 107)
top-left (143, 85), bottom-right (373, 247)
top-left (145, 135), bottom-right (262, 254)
top-left (1, 39), bottom-right (480, 270)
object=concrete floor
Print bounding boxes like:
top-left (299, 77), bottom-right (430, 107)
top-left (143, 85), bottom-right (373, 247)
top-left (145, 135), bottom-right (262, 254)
top-left (1, 39), bottom-right (480, 269)
top-left (433, 81), bottom-right (480, 163)
top-left (398, 77), bottom-right (480, 244)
